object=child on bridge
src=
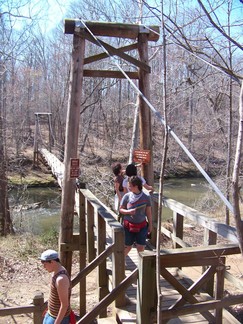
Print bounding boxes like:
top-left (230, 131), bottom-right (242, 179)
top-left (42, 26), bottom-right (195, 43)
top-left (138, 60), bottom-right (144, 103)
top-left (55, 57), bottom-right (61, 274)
top-left (119, 176), bottom-right (152, 256)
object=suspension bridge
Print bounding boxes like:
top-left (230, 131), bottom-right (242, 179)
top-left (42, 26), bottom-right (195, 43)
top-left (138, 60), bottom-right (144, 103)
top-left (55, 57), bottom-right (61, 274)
top-left (2, 20), bottom-right (243, 323)
top-left (31, 110), bottom-right (243, 323)
top-left (29, 97), bottom-right (243, 324)
top-left (26, 143), bottom-right (243, 324)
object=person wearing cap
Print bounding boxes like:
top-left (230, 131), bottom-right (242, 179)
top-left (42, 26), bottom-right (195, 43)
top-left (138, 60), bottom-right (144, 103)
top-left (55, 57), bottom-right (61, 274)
top-left (39, 249), bottom-right (71, 324)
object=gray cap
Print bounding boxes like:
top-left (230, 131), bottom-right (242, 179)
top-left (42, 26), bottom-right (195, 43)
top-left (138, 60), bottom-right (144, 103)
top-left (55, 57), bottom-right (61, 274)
top-left (39, 249), bottom-right (58, 261)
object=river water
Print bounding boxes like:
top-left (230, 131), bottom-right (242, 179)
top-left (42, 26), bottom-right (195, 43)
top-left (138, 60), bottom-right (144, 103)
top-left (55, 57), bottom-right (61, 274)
top-left (9, 178), bottom-right (212, 234)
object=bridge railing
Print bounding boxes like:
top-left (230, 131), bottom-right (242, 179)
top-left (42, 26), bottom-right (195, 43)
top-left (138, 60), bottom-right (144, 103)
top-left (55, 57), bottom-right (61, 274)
top-left (0, 292), bottom-right (45, 324)
top-left (137, 246), bottom-right (243, 324)
top-left (72, 185), bottom-right (131, 322)
top-left (2, 187), bottom-right (242, 323)
top-left (152, 193), bottom-right (238, 247)
top-left (73, 189), bottom-right (243, 323)
top-left (135, 194), bottom-right (243, 323)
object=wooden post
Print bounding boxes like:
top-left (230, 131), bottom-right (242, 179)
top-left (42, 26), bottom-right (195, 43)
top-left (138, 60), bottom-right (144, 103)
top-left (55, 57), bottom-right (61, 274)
top-left (112, 226), bottom-right (126, 307)
top-left (173, 211), bottom-right (183, 249)
top-left (137, 251), bottom-right (156, 324)
top-left (33, 292), bottom-right (45, 324)
top-left (78, 187), bottom-right (87, 317)
top-left (138, 32), bottom-right (154, 187)
top-left (87, 201), bottom-right (96, 262)
top-left (203, 228), bottom-right (217, 296)
top-left (97, 214), bottom-right (109, 317)
top-left (215, 257), bottom-right (225, 323)
top-left (60, 31), bottom-right (85, 274)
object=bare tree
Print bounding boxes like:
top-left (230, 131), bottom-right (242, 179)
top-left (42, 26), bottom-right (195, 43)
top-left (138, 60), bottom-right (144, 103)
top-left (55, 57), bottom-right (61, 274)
top-left (232, 82), bottom-right (243, 254)
top-left (0, 10), bottom-right (14, 235)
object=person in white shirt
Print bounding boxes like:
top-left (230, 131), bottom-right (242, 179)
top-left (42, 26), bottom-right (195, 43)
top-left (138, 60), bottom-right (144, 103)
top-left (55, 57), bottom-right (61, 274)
top-left (122, 163), bottom-right (153, 193)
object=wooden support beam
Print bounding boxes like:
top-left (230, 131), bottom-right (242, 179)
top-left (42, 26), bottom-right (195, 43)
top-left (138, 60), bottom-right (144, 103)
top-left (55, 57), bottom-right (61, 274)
top-left (82, 32), bottom-right (151, 72)
top-left (97, 214), bottom-right (109, 318)
top-left (203, 227), bottom-right (217, 296)
top-left (64, 19), bottom-right (160, 42)
top-left (78, 189), bottom-right (87, 317)
top-left (137, 252), bottom-right (156, 324)
top-left (83, 69), bottom-right (139, 79)
top-left (171, 265), bottom-right (217, 309)
top-left (87, 200), bottom-right (96, 262)
top-left (71, 244), bottom-right (115, 288)
top-left (84, 43), bottom-right (138, 64)
top-left (78, 269), bottom-right (138, 324)
top-left (138, 32), bottom-right (154, 186)
top-left (60, 33), bottom-right (85, 274)
top-left (160, 267), bottom-right (215, 322)
top-left (159, 244), bottom-right (240, 261)
top-left (173, 212), bottom-right (183, 249)
top-left (60, 242), bottom-right (85, 252)
top-left (112, 228), bottom-right (126, 307)
top-left (215, 257), bottom-right (225, 322)
top-left (33, 292), bottom-right (45, 324)
top-left (161, 255), bottom-right (223, 268)
top-left (161, 294), bottom-right (243, 320)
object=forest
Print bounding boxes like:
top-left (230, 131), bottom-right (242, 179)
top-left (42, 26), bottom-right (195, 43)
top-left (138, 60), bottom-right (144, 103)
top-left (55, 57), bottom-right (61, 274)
top-left (0, 0), bottom-right (243, 237)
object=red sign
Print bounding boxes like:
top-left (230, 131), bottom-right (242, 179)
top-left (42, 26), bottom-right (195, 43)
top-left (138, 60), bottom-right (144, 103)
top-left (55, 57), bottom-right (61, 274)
top-left (70, 158), bottom-right (80, 179)
top-left (133, 149), bottom-right (151, 164)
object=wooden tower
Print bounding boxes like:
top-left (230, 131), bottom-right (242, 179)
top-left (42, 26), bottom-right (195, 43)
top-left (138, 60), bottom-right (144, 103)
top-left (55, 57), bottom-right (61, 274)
top-left (61, 19), bottom-right (160, 272)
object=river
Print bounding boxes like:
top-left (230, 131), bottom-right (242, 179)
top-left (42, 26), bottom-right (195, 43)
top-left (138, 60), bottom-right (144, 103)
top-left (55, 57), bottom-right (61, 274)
top-left (9, 177), bottom-right (213, 234)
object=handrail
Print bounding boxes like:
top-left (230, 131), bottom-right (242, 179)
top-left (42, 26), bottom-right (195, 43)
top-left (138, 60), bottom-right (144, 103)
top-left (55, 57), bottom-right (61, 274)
top-left (77, 269), bottom-right (138, 324)
top-left (152, 193), bottom-right (238, 243)
top-left (0, 305), bottom-right (35, 316)
top-left (75, 187), bottom-right (126, 317)
top-left (0, 293), bottom-right (45, 324)
top-left (72, 244), bottom-right (114, 287)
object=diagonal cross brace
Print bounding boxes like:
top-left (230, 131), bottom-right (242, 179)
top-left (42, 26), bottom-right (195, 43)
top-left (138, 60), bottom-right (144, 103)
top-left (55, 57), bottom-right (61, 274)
top-left (78, 30), bottom-right (151, 73)
top-left (161, 267), bottom-right (215, 322)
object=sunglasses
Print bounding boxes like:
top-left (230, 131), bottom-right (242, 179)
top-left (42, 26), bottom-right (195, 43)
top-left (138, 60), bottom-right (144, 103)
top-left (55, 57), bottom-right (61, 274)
top-left (41, 260), bottom-right (52, 264)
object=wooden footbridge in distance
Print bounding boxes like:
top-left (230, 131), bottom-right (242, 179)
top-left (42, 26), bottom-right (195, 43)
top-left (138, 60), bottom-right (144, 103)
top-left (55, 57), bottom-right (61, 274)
top-left (37, 148), bottom-right (243, 323)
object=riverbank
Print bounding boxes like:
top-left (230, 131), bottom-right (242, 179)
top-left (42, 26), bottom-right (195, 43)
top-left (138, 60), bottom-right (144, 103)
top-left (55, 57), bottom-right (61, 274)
top-left (7, 157), bottom-right (57, 188)
top-left (6, 153), bottom-right (215, 188)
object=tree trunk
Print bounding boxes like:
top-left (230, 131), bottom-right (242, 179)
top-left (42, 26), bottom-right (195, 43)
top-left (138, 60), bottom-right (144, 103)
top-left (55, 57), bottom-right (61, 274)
top-left (0, 60), bottom-right (14, 236)
top-left (232, 81), bottom-right (243, 254)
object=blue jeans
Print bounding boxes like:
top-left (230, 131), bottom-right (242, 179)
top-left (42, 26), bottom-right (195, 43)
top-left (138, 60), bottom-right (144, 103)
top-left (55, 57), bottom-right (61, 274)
top-left (43, 312), bottom-right (70, 324)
